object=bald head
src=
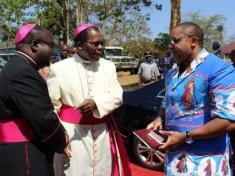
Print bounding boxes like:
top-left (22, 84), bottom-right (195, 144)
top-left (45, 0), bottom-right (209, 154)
top-left (15, 25), bottom-right (55, 69)
top-left (173, 22), bottom-right (204, 47)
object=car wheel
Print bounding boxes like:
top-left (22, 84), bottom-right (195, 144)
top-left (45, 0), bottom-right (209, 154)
top-left (132, 136), bottom-right (165, 171)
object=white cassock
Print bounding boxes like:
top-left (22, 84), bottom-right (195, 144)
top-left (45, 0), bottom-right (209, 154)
top-left (47, 55), bottom-right (123, 176)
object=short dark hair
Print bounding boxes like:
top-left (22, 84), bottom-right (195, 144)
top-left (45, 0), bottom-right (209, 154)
top-left (231, 49), bottom-right (235, 59)
top-left (212, 42), bottom-right (220, 50)
top-left (74, 26), bottom-right (100, 46)
top-left (175, 22), bottom-right (204, 46)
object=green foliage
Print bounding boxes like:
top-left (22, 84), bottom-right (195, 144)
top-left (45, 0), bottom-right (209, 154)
top-left (0, 0), bottom-right (32, 40)
top-left (0, 0), bottom-right (163, 47)
top-left (155, 4), bottom-right (162, 10)
top-left (121, 37), bottom-right (156, 57)
top-left (33, 1), bottom-right (76, 39)
top-left (184, 12), bottom-right (225, 49)
top-left (216, 25), bottom-right (224, 32)
top-left (143, 0), bottom-right (152, 6)
top-left (90, 0), bottom-right (153, 45)
top-left (153, 33), bottom-right (170, 52)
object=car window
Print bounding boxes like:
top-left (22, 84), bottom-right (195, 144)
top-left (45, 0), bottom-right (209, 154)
top-left (157, 88), bottom-right (165, 99)
top-left (0, 57), bottom-right (7, 67)
top-left (0, 54), bottom-right (15, 71)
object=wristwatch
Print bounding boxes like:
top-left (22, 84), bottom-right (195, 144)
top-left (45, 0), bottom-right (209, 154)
top-left (185, 131), bottom-right (194, 144)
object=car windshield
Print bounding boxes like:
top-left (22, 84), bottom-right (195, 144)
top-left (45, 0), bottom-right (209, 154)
top-left (0, 57), bottom-right (7, 66)
top-left (0, 53), bottom-right (17, 72)
top-left (0, 55), bottom-right (11, 68)
top-left (105, 48), bottom-right (123, 56)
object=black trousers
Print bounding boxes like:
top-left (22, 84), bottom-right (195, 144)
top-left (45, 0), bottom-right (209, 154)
top-left (0, 142), bottom-right (54, 176)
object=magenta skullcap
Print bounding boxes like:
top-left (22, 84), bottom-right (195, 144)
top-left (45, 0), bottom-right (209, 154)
top-left (15, 23), bottom-right (37, 44)
top-left (73, 23), bottom-right (94, 39)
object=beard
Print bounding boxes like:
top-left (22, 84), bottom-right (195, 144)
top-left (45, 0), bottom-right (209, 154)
top-left (172, 51), bottom-right (188, 66)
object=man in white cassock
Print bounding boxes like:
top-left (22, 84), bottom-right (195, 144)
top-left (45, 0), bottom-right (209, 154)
top-left (47, 23), bottom-right (131, 176)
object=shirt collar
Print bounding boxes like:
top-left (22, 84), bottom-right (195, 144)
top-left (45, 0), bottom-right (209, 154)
top-left (195, 48), bottom-right (209, 63)
top-left (174, 48), bottom-right (209, 78)
top-left (74, 54), bottom-right (99, 65)
top-left (16, 51), bottom-right (39, 70)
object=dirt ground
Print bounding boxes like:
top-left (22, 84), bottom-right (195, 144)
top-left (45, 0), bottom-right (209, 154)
top-left (117, 71), bottom-right (139, 87)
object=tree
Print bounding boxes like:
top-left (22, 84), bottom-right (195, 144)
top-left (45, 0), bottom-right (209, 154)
top-left (216, 25), bottom-right (224, 45)
top-left (122, 37), bottom-right (156, 58)
top-left (184, 12), bottom-right (225, 49)
top-left (0, 0), bottom-right (32, 47)
top-left (0, 0), bottom-right (163, 47)
top-left (153, 33), bottom-right (170, 52)
top-left (76, 0), bottom-right (88, 24)
top-left (170, 0), bottom-right (181, 31)
top-left (136, 0), bottom-right (181, 33)
top-left (89, 0), bottom-right (153, 45)
top-left (32, 0), bottom-right (77, 44)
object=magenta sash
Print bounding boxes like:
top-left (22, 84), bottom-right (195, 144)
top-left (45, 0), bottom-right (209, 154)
top-left (59, 104), bottom-right (108, 124)
top-left (107, 117), bottom-right (132, 176)
top-left (0, 119), bottom-right (35, 142)
top-left (59, 104), bottom-right (132, 176)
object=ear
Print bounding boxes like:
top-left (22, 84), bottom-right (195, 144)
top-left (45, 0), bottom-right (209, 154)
top-left (76, 42), bottom-right (84, 50)
top-left (31, 40), bottom-right (39, 53)
top-left (191, 37), bottom-right (198, 47)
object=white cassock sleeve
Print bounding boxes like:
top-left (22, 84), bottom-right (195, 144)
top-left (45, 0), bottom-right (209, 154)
top-left (47, 67), bottom-right (62, 114)
top-left (92, 63), bottom-right (123, 118)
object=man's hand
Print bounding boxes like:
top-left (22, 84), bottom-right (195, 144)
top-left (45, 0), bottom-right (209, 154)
top-left (64, 133), bottom-right (72, 158)
top-left (76, 99), bottom-right (96, 114)
top-left (158, 130), bottom-right (186, 151)
top-left (146, 116), bottom-right (163, 130)
top-left (227, 123), bottom-right (235, 132)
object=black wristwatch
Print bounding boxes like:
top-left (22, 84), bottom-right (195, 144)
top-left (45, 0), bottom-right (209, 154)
top-left (185, 131), bottom-right (194, 144)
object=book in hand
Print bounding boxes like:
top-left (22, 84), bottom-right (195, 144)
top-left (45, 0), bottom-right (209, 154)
top-left (133, 129), bottom-right (168, 149)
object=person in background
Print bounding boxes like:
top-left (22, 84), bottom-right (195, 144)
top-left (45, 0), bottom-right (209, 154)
top-left (40, 45), bottom-right (75, 79)
top-left (230, 49), bottom-right (235, 67)
top-left (153, 52), bottom-right (160, 65)
top-left (69, 46), bottom-right (77, 57)
top-left (0, 23), bottom-right (69, 176)
top-left (47, 23), bottom-right (131, 176)
top-left (212, 41), bottom-right (222, 57)
top-left (60, 44), bottom-right (70, 60)
top-left (164, 50), bottom-right (174, 69)
top-left (50, 55), bottom-right (57, 64)
top-left (153, 52), bottom-right (164, 75)
top-left (147, 22), bottom-right (235, 175)
top-left (138, 51), bottom-right (161, 87)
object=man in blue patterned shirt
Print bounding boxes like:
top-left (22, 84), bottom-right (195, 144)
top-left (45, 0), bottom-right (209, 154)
top-left (147, 22), bottom-right (235, 176)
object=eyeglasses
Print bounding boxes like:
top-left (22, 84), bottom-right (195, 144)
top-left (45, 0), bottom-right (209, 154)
top-left (85, 40), bottom-right (104, 47)
top-left (170, 36), bottom-right (189, 45)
